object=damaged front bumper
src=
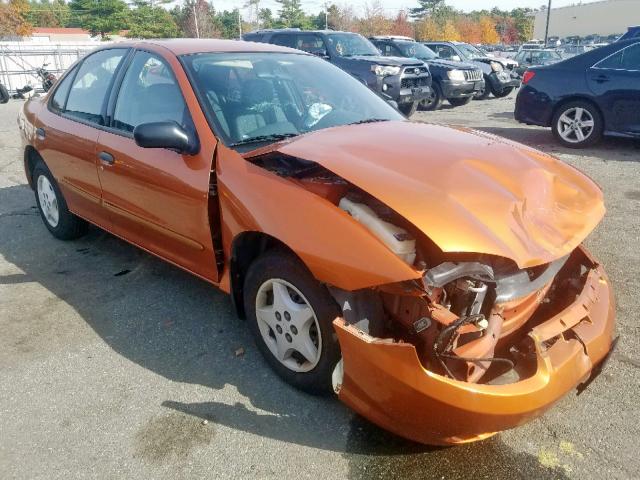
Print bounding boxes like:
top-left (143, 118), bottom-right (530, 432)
top-left (333, 250), bottom-right (615, 445)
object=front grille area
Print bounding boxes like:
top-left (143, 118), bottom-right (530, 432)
top-left (401, 77), bottom-right (430, 88)
top-left (463, 69), bottom-right (483, 81)
top-left (402, 66), bottom-right (429, 75)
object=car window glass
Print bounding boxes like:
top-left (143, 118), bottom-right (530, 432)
top-left (597, 44), bottom-right (640, 70)
top-left (296, 34), bottom-right (327, 56)
top-left (50, 65), bottom-right (77, 112)
top-left (183, 52), bottom-right (402, 148)
top-left (113, 51), bottom-right (190, 133)
top-left (65, 49), bottom-right (127, 125)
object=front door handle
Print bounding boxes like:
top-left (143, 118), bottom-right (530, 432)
top-left (98, 151), bottom-right (115, 165)
top-left (593, 74), bottom-right (610, 84)
top-left (36, 127), bottom-right (45, 140)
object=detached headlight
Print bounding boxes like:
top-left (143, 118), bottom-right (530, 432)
top-left (371, 65), bottom-right (401, 77)
top-left (447, 69), bottom-right (466, 81)
top-left (490, 61), bottom-right (504, 72)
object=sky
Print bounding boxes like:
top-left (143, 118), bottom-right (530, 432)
top-left (205, 0), bottom-right (604, 17)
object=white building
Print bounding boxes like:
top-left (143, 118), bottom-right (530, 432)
top-left (533, 0), bottom-right (640, 39)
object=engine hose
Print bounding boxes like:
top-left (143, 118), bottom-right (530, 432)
top-left (433, 314), bottom-right (514, 380)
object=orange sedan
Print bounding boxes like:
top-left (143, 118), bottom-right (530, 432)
top-left (18, 39), bottom-right (615, 445)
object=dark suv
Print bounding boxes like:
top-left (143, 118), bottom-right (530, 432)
top-left (424, 41), bottom-right (520, 100)
top-left (243, 29), bottom-right (432, 116)
top-left (370, 36), bottom-right (484, 110)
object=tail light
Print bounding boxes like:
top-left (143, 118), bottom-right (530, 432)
top-left (522, 70), bottom-right (536, 85)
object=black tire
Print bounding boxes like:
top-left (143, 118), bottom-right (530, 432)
top-left (418, 83), bottom-right (443, 111)
top-left (491, 86), bottom-right (513, 98)
top-left (32, 160), bottom-right (88, 240)
top-left (448, 96), bottom-right (473, 107)
top-left (244, 250), bottom-right (341, 395)
top-left (551, 100), bottom-right (604, 149)
top-left (0, 84), bottom-right (9, 104)
top-left (474, 76), bottom-right (491, 100)
top-left (398, 101), bottom-right (418, 117)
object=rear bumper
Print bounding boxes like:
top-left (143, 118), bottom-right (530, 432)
top-left (334, 247), bottom-right (615, 445)
top-left (514, 85), bottom-right (554, 126)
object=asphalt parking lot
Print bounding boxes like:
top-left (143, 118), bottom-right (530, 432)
top-left (1, 94), bottom-right (639, 480)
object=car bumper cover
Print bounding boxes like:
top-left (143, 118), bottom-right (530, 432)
top-left (333, 248), bottom-right (615, 445)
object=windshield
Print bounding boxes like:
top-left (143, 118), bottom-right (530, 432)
top-left (457, 43), bottom-right (486, 59)
top-left (397, 41), bottom-right (437, 60)
top-left (325, 33), bottom-right (380, 57)
top-left (533, 50), bottom-right (562, 61)
top-left (182, 52), bottom-right (403, 149)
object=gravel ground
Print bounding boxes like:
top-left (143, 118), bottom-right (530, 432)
top-left (1, 93), bottom-right (639, 479)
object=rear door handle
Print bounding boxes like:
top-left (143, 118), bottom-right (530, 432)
top-left (36, 127), bottom-right (45, 140)
top-left (98, 151), bottom-right (115, 165)
top-left (593, 74), bottom-right (610, 84)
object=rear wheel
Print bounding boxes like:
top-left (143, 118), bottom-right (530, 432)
top-left (398, 101), bottom-right (418, 117)
top-left (552, 101), bottom-right (603, 148)
top-left (244, 250), bottom-right (341, 395)
top-left (448, 96), bottom-right (473, 107)
top-left (418, 83), bottom-right (443, 111)
top-left (33, 161), bottom-right (87, 240)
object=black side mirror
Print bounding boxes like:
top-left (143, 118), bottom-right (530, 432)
top-left (133, 121), bottom-right (199, 155)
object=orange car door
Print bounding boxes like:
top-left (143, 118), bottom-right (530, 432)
top-left (35, 48), bottom-right (129, 226)
top-left (95, 49), bottom-right (218, 281)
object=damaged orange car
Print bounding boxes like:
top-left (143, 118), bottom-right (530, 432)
top-left (18, 40), bottom-right (615, 445)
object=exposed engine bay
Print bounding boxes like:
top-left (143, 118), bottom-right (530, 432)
top-left (248, 152), bottom-right (596, 385)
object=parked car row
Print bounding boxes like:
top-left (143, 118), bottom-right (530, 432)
top-left (242, 30), bottom-right (522, 114)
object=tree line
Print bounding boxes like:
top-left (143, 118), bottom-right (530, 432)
top-left (0, 0), bottom-right (534, 44)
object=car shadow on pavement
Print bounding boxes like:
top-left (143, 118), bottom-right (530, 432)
top-left (0, 183), bottom-right (570, 477)
top-left (478, 126), bottom-right (640, 161)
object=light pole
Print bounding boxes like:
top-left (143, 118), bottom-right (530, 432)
top-left (544, 0), bottom-right (552, 47)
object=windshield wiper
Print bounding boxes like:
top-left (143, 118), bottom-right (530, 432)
top-left (348, 118), bottom-right (390, 125)
top-left (229, 133), bottom-right (299, 147)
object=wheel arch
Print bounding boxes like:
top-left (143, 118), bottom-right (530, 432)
top-left (24, 145), bottom-right (44, 189)
top-left (229, 231), bottom-right (302, 319)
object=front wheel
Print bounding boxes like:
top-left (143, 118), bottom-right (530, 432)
top-left (244, 250), bottom-right (341, 395)
top-left (552, 101), bottom-right (603, 148)
top-left (448, 96), bottom-right (473, 107)
top-left (33, 161), bottom-right (87, 240)
top-left (474, 77), bottom-right (491, 100)
top-left (492, 86), bottom-right (513, 98)
top-left (398, 101), bottom-right (418, 117)
top-left (418, 83), bottom-right (443, 111)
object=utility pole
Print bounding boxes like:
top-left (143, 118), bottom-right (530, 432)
top-left (238, 8), bottom-right (243, 39)
top-left (192, 4), bottom-right (200, 39)
top-left (544, 0), bottom-right (552, 47)
top-left (324, 2), bottom-right (328, 30)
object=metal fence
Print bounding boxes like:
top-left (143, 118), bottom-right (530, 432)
top-left (0, 42), bottom-right (104, 93)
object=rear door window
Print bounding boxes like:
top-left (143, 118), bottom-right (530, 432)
top-left (64, 49), bottom-right (128, 125)
top-left (596, 44), bottom-right (640, 70)
top-left (271, 34), bottom-right (297, 48)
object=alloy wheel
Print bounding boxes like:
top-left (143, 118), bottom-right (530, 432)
top-left (557, 107), bottom-right (595, 144)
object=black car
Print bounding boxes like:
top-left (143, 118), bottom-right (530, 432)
top-left (424, 41), bottom-right (520, 100)
top-left (619, 26), bottom-right (640, 41)
top-left (369, 37), bottom-right (484, 110)
top-left (243, 29), bottom-right (432, 116)
top-left (515, 39), bottom-right (640, 148)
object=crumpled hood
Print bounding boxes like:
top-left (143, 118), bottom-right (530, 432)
top-left (249, 121), bottom-right (605, 268)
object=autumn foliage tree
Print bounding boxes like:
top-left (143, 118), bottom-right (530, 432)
top-left (0, 0), bottom-right (33, 38)
top-left (479, 15), bottom-right (499, 44)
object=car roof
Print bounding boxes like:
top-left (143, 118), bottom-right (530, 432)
top-left (107, 39), bottom-right (308, 56)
